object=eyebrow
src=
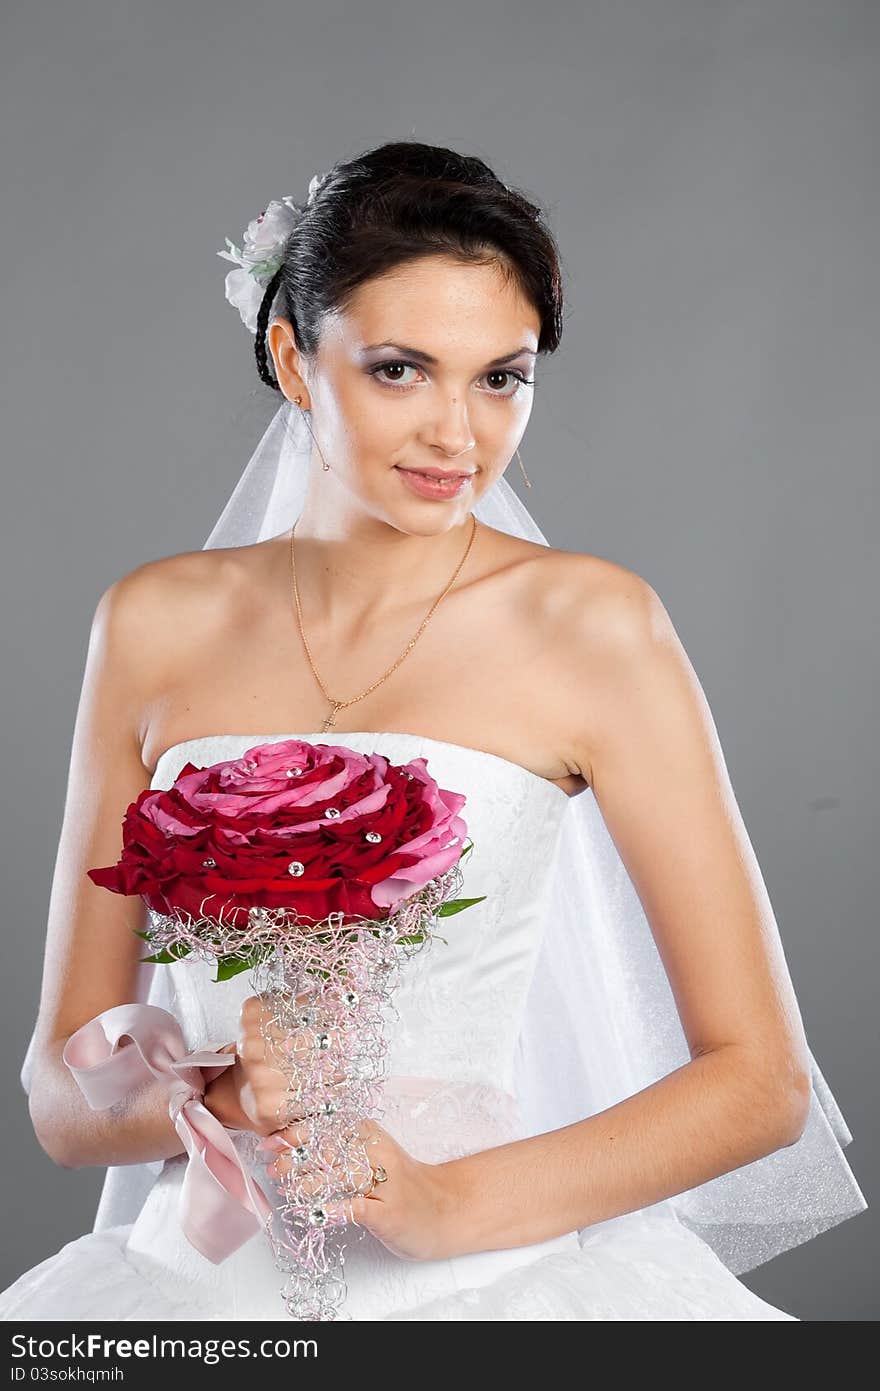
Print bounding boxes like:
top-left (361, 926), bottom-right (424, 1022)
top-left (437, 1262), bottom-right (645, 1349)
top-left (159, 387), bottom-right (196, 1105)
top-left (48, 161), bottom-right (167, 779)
top-left (361, 341), bottom-right (537, 367)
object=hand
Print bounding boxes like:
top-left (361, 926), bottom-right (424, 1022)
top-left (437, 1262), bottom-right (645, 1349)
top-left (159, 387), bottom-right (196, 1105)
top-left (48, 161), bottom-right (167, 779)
top-left (258, 1114), bottom-right (459, 1263)
top-left (203, 992), bottom-right (344, 1136)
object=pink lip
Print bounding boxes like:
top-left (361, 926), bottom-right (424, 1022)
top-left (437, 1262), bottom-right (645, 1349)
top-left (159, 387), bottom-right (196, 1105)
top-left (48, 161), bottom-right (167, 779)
top-left (398, 467), bottom-right (474, 479)
top-left (396, 467), bottom-right (473, 499)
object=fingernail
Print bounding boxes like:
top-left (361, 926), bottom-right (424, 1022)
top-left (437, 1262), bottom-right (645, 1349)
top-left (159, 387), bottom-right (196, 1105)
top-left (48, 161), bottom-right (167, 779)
top-left (256, 1134), bottom-right (290, 1152)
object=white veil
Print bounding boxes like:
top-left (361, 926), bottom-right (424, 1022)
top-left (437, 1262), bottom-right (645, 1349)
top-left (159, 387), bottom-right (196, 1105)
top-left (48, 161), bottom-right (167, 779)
top-left (20, 400), bottom-right (867, 1277)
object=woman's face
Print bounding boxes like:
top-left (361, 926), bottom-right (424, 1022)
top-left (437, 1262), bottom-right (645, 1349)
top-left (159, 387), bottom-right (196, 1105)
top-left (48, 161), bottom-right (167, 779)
top-left (268, 254), bottom-right (541, 533)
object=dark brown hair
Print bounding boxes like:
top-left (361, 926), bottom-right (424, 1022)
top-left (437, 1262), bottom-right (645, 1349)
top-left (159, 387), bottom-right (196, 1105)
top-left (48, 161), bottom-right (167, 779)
top-left (253, 140), bottom-right (566, 391)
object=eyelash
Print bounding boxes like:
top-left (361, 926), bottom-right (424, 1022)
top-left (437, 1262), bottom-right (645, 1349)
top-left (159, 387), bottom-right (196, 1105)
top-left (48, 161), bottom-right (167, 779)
top-left (367, 359), bottom-right (535, 399)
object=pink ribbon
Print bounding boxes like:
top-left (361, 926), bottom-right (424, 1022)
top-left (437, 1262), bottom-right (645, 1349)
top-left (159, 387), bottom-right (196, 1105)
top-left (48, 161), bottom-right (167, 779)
top-left (62, 1002), bottom-right (273, 1264)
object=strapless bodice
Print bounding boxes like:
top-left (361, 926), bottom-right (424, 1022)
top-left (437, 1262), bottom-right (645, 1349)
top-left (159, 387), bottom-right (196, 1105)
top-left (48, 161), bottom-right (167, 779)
top-left (148, 731), bottom-right (571, 1102)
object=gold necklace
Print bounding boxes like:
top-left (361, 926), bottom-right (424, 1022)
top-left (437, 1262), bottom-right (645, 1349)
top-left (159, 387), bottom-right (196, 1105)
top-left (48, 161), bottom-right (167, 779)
top-left (290, 512), bottom-right (478, 733)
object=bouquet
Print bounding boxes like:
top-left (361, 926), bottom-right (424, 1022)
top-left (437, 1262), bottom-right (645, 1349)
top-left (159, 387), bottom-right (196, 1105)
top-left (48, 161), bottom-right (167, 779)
top-left (83, 737), bottom-right (484, 1320)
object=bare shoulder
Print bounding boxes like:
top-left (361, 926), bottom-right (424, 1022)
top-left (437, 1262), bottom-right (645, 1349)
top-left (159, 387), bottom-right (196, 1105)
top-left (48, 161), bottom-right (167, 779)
top-left (477, 519), bottom-right (673, 675)
top-left (501, 528), bottom-right (667, 650)
top-left (521, 543), bottom-right (683, 787)
top-left (544, 548), bottom-right (667, 648)
top-left (107, 541), bottom-right (252, 614)
top-left (100, 540), bottom-right (266, 725)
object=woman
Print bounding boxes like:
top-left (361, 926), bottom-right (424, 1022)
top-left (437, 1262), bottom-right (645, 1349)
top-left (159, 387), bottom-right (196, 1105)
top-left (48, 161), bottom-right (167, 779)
top-left (1, 141), bottom-right (865, 1321)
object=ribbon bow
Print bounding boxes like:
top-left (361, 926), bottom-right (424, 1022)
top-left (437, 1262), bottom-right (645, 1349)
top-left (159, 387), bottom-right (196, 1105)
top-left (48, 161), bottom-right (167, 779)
top-left (63, 1003), bottom-right (272, 1264)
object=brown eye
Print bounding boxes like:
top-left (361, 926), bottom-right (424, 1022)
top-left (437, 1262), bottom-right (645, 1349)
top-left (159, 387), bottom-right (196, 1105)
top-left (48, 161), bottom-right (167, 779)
top-left (484, 369), bottom-right (533, 397)
top-left (369, 361), bottom-right (421, 389)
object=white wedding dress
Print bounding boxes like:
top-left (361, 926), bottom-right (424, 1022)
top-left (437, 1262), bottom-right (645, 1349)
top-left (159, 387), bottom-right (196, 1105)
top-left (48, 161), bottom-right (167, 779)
top-left (1, 732), bottom-right (801, 1321)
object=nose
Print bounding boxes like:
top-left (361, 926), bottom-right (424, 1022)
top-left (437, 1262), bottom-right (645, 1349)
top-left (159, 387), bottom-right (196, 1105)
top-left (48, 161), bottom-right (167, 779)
top-left (425, 398), bottom-right (476, 459)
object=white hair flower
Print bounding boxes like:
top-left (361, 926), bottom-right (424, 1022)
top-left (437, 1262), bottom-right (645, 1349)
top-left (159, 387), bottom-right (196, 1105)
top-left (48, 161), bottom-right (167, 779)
top-left (217, 174), bottom-right (330, 334)
top-left (217, 195), bottom-right (304, 334)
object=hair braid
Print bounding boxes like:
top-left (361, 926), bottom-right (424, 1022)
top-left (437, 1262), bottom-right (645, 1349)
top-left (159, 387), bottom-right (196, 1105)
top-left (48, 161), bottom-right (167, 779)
top-left (254, 266), bottom-right (285, 391)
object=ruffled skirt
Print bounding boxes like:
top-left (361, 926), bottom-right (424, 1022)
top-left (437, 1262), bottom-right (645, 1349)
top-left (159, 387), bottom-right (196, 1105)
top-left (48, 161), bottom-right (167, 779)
top-left (0, 1197), bottom-right (797, 1321)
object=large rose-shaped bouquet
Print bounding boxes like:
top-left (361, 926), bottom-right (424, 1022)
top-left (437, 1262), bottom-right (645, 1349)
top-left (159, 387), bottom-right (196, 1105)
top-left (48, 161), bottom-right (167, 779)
top-left (83, 738), bottom-right (484, 1321)
top-left (90, 736), bottom-right (474, 922)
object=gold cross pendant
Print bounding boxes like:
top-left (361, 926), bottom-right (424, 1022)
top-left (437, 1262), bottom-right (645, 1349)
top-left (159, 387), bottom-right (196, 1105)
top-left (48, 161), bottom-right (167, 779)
top-left (321, 702), bottom-right (342, 733)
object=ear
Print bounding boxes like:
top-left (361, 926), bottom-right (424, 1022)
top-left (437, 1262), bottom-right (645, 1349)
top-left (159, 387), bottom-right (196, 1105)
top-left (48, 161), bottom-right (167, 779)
top-left (267, 316), bottom-right (311, 407)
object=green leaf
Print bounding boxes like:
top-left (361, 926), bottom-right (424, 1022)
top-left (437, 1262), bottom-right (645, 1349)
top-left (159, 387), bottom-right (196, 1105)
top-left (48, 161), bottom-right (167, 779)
top-left (214, 945), bottom-right (272, 983)
top-left (214, 956), bottom-right (253, 982)
top-left (436, 894), bottom-right (486, 917)
top-left (139, 940), bottom-right (192, 965)
top-left (137, 928), bottom-right (192, 962)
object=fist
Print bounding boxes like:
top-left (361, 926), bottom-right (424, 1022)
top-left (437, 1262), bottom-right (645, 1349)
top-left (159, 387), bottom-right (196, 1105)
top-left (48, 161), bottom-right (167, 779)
top-left (204, 991), bottom-right (345, 1136)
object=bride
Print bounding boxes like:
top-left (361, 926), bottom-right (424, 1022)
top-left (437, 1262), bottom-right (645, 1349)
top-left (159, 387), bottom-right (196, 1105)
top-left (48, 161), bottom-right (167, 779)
top-left (1, 141), bottom-right (866, 1322)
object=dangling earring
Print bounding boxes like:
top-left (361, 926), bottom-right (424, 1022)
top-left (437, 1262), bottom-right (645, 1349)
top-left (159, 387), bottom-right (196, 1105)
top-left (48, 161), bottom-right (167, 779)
top-left (295, 394), bottom-right (331, 471)
top-left (516, 446), bottom-right (532, 489)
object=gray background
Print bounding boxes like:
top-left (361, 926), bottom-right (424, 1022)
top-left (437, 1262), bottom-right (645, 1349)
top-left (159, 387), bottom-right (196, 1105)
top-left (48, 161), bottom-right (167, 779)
top-left (1, 0), bottom-right (876, 1321)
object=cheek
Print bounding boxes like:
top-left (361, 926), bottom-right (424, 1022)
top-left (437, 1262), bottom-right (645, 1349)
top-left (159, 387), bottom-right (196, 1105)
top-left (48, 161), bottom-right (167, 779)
top-left (344, 426), bottom-right (398, 477)
top-left (345, 411), bottom-right (414, 472)
top-left (479, 412), bottom-right (527, 460)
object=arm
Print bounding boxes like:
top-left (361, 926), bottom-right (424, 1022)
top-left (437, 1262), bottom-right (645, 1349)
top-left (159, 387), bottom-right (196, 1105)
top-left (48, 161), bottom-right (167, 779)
top-left (27, 565), bottom-right (194, 1169)
top-left (438, 565), bottom-right (813, 1255)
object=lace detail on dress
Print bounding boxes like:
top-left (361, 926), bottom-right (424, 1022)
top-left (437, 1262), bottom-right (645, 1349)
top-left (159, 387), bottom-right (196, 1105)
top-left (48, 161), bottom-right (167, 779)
top-left (371, 1075), bottom-right (526, 1162)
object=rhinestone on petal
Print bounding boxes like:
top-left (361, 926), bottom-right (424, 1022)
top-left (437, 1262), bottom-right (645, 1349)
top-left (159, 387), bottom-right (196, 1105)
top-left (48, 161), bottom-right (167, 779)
top-left (322, 1098), bottom-right (338, 1115)
top-left (324, 806), bottom-right (341, 819)
top-left (315, 1032), bottom-right (331, 1050)
top-left (364, 830), bottom-right (382, 843)
top-left (202, 857), bottom-right (217, 868)
top-left (344, 989), bottom-right (359, 1007)
top-left (287, 861), bottom-right (305, 876)
top-left (309, 1205), bottom-right (328, 1227)
top-left (285, 767), bottom-right (303, 777)
top-left (292, 1144), bottom-right (309, 1163)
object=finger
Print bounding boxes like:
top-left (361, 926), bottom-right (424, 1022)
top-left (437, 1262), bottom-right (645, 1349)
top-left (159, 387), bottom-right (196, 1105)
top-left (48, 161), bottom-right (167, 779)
top-left (264, 1159), bottom-right (326, 1193)
top-left (257, 1129), bottom-right (375, 1189)
top-left (256, 1128), bottom-right (339, 1167)
top-left (271, 1112), bottom-right (372, 1149)
top-left (323, 1195), bottom-right (378, 1229)
top-left (239, 991), bottom-right (315, 1047)
top-left (259, 1139), bottom-right (349, 1189)
top-left (240, 991), bottom-right (310, 1030)
top-left (272, 1074), bottom-right (350, 1128)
